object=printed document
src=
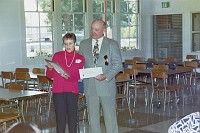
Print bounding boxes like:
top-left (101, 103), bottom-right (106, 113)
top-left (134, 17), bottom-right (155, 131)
top-left (79, 67), bottom-right (103, 79)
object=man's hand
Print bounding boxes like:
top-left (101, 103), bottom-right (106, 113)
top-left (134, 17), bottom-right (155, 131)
top-left (95, 74), bottom-right (106, 81)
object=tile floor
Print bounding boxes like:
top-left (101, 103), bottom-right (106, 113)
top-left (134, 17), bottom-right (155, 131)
top-left (3, 80), bottom-right (200, 133)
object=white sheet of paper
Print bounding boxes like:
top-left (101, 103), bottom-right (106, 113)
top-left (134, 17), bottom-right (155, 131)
top-left (79, 67), bottom-right (103, 79)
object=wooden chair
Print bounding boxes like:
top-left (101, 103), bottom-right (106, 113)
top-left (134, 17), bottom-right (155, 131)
top-left (175, 66), bottom-right (195, 105)
top-left (183, 61), bottom-right (198, 94)
top-left (30, 68), bottom-right (45, 88)
top-left (133, 57), bottom-right (145, 63)
top-left (14, 72), bottom-right (31, 90)
top-left (7, 83), bottom-right (26, 119)
top-left (15, 68), bottom-right (29, 73)
top-left (186, 55), bottom-right (198, 61)
top-left (164, 57), bottom-right (177, 63)
top-left (184, 61), bottom-right (198, 68)
top-left (0, 83), bottom-right (23, 131)
top-left (150, 70), bottom-right (178, 111)
top-left (37, 75), bottom-right (52, 92)
top-left (153, 64), bottom-right (169, 71)
top-left (32, 68), bottom-right (45, 75)
top-left (37, 75), bottom-right (52, 116)
top-left (147, 58), bottom-right (158, 63)
top-left (8, 83), bottom-right (24, 90)
top-left (124, 59), bottom-right (134, 68)
top-left (132, 63), bottom-right (146, 70)
top-left (146, 58), bottom-right (157, 69)
top-left (77, 94), bottom-right (87, 123)
top-left (124, 68), bottom-right (149, 107)
top-left (184, 61), bottom-right (198, 83)
top-left (132, 63), bottom-right (148, 82)
top-left (115, 73), bottom-right (132, 118)
top-left (1, 71), bottom-right (14, 88)
top-left (0, 112), bottom-right (21, 132)
top-left (153, 64), bottom-right (179, 85)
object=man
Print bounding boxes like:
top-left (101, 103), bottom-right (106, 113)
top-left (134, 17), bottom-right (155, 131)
top-left (79, 19), bottom-right (122, 133)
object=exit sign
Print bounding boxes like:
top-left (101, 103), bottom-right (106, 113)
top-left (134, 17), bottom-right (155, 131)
top-left (162, 2), bottom-right (170, 8)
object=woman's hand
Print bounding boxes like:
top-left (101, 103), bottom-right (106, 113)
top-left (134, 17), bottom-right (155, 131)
top-left (47, 62), bottom-right (54, 70)
top-left (61, 72), bottom-right (70, 79)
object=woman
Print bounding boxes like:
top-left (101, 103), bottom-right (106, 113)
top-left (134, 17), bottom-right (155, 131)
top-left (46, 33), bottom-right (84, 133)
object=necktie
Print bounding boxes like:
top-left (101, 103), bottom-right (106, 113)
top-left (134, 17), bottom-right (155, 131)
top-left (93, 39), bottom-right (99, 65)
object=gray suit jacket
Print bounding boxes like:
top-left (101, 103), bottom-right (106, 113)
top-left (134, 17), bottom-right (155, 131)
top-left (79, 37), bottom-right (122, 97)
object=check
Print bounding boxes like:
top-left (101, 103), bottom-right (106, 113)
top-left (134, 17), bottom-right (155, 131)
top-left (79, 67), bottom-right (103, 79)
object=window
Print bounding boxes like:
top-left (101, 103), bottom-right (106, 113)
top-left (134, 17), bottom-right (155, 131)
top-left (61, 0), bottom-right (86, 51)
top-left (24, 0), bottom-right (53, 57)
top-left (24, 0), bottom-right (140, 56)
top-left (120, 0), bottom-right (139, 50)
top-left (192, 13), bottom-right (200, 52)
top-left (93, 0), bottom-right (114, 39)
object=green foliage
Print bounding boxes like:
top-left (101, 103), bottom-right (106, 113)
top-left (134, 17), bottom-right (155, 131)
top-left (121, 27), bottom-right (137, 38)
top-left (121, 46), bottom-right (136, 51)
top-left (36, 50), bottom-right (48, 56)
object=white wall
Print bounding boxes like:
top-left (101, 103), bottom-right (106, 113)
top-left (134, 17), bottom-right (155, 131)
top-left (0, 0), bottom-right (23, 71)
top-left (140, 0), bottom-right (200, 61)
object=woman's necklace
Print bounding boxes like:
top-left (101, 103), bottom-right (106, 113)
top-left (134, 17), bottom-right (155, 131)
top-left (65, 51), bottom-right (76, 67)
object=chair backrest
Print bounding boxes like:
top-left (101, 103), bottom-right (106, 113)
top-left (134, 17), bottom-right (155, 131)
top-left (123, 68), bottom-right (138, 82)
top-left (1, 71), bottom-right (14, 88)
top-left (133, 57), bottom-right (145, 63)
top-left (115, 73), bottom-right (130, 80)
top-left (37, 75), bottom-right (52, 92)
top-left (32, 68), bottom-right (45, 74)
top-left (151, 70), bottom-right (168, 79)
top-left (37, 75), bottom-right (51, 83)
top-left (132, 64), bottom-right (146, 70)
top-left (123, 68), bottom-right (138, 76)
top-left (8, 83), bottom-right (24, 90)
top-left (151, 70), bottom-right (168, 90)
top-left (153, 64), bottom-right (169, 71)
top-left (123, 59), bottom-right (134, 68)
top-left (15, 68), bottom-right (29, 73)
top-left (147, 58), bottom-right (158, 63)
top-left (15, 73), bottom-right (31, 81)
top-left (164, 57), bottom-right (177, 63)
top-left (184, 61), bottom-right (198, 77)
top-left (186, 55), bottom-right (198, 61)
top-left (115, 73), bottom-right (130, 97)
top-left (14, 72), bottom-right (31, 90)
top-left (184, 61), bottom-right (198, 68)
top-left (124, 59), bottom-right (134, 65)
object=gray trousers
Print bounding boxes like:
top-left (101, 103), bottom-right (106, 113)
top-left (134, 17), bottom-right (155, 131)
top-left (53, 92), bottom-right (78, 133)
top-left (86, 95), bottom-right (118, 133)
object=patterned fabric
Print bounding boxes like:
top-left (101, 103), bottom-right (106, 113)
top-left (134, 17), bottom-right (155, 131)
top-left (93, 39), bottom-right (99, 65)
top-left (168, 112), bottom-right (200, 133)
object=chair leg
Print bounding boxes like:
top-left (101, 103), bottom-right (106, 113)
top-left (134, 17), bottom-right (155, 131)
top-left (126, 98), bottom-right (132, 118)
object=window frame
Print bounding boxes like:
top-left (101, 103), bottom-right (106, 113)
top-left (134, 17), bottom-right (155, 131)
top-left (191, 12), bottom-right (200, 52)
top-left (24, 0), bottom-right (54, 58)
